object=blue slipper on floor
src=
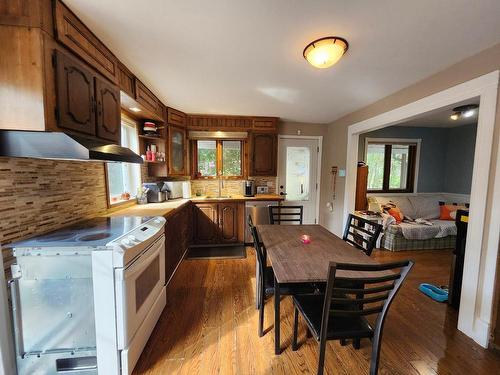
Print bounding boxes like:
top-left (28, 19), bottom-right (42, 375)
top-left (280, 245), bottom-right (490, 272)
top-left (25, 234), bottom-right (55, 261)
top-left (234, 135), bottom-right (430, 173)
top-left (418, 283), bottom-right (448, 302)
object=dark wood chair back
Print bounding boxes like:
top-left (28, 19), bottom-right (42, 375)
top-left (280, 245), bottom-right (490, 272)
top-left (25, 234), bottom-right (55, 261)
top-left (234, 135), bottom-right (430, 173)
top-left (248, 215), bottom-right (266, 280)
top-left (321, 260), bottom-right (413, 374)
top-left (269, 205), bottom-right (303, 225)
top-left (342, 214), bottom-right (382, 256)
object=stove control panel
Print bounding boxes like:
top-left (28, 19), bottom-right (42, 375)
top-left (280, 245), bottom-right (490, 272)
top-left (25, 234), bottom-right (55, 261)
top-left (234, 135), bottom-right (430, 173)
top-left (111, 217), bottom-right (166, 250)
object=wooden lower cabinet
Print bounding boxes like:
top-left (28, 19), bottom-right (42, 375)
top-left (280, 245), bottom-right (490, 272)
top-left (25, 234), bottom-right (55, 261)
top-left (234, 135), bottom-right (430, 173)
top-left (219, 202), bottom-right (239, 243)
top-left (165, 203), bottom-right (192, 283)
top-left (193, 202), bottom-right (244, 245)
top-left (193, 203), bottom-right (219, 244)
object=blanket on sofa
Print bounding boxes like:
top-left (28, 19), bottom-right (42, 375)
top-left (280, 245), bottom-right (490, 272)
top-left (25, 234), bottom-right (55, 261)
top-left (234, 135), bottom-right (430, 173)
top-left (381, 213), bottom-right (457, 240)
top-left (398, 220), bottom-right (457, 240)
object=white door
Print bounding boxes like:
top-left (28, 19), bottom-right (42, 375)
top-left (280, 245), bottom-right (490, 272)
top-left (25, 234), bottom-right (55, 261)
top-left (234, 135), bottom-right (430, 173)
top-left (278, 137), bottom-right (320, 224)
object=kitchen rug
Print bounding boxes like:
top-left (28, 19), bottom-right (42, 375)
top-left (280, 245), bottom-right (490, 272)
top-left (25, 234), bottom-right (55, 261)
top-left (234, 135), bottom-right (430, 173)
top-left (186, 245), bottom-right (247, 260)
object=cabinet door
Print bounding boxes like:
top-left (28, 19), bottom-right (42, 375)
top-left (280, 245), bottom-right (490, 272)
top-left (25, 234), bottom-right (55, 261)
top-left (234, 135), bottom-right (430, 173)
top-left (253, 118), bottom-right (277, 131)
top-left (193, 203), bottom-right (219, 244)
top-left (54, 0), bottom-right (119, 83)
top-left (96, 77), bottom-right (120, 143)
top-left (134, 79), bottom-right (162, 117)
top-left (168, 125), bottom-right (187, 176)
top-left (55, 50), bottom-right (96, 135)
top-left (219, 203), bottom-right (239, 243)
top-left (251, 133), bottom-right (277, 176)
top-left (118, 62), bottom-right (135, 98)
top-left (167, 107), bottom-right (186, 127)
top-left (164, 216), bottom-right (175, 282)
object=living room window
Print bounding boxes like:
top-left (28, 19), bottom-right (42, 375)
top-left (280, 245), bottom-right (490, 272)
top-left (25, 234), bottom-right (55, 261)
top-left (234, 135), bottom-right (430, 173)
top-left (364, 138), bottom-right (420, 193)
top-left (192, 139), bottom-right (244, 179)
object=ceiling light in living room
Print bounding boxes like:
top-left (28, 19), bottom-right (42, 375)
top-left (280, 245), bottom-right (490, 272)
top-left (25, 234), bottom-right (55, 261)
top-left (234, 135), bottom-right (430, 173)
top-left (303, 36), bottom-right (348, 69)
top-left (449, 104), bottom-right (478, 120)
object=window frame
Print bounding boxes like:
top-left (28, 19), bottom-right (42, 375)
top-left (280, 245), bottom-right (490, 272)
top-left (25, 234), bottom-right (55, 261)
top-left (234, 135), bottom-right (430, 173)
top-left (364, 137), bottom-right (421, 194)
top-left (191, 139), bottom-right (246, 180)
top-left (105, 115), bottom-right (141, 208)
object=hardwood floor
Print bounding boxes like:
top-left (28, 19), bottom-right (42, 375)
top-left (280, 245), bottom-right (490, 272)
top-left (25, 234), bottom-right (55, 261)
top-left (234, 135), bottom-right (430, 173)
top-left (133, 248), bottom-right (500, 374)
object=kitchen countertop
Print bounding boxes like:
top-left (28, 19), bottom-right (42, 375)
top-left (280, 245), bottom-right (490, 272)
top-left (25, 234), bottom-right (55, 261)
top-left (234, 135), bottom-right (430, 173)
top-left (108, 194), bottom-right (283, 218)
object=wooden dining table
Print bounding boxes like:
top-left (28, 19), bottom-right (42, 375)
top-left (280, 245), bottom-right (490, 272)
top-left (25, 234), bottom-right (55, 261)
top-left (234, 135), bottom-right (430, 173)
top-left (257, 224), bottom-right (386, 355)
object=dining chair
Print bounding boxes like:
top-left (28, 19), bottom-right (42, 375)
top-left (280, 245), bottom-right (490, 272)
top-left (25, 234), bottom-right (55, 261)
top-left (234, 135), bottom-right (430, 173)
top-left (248, 214), bottom-right (266, 310)
top-left (248, 215), bottom-right (315, 337)
top-left (292, 260), bottom-right (413, 375)
top-left (343, 214), bottom-right (383, 256)
top-left (268, 205), bottom-right (304, 225)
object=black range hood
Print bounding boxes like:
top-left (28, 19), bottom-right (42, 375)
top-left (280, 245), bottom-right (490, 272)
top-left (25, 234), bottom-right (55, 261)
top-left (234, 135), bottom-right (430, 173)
top-left (0, 130), bottom-right (143, 164)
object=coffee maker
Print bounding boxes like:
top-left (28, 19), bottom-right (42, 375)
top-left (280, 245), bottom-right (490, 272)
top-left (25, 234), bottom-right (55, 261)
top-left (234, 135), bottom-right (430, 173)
top-left (244, 180), bottom-right (255, 197)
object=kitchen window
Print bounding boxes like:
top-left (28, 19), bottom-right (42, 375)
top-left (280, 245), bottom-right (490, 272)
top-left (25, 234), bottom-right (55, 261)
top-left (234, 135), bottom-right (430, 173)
top-left (193, 140), bottom-right (244, 178)
top-left (107, 117), bottom-right (141, 205)
top-left (364, 138), bottom-right (419, 193)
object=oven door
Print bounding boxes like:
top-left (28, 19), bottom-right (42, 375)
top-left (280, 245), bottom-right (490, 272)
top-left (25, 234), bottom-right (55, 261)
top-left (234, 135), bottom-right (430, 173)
top-left (115, 235), bottom-right (165, 349)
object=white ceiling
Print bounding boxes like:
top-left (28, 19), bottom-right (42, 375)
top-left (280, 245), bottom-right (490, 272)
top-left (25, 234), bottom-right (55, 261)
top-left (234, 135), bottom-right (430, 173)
top-left (65, 0), bottom-right (500, 124)
top-left (395, 98), bottom-right (480, 128)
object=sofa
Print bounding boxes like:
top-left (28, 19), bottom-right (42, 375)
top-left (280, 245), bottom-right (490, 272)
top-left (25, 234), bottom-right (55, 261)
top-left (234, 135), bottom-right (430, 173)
top-left (367, 194), bottom-right (469, 251)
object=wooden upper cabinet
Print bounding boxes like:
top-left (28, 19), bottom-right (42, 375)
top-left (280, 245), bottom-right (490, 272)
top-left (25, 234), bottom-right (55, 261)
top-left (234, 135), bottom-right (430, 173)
top-left (118, 62), bottom-right (135, 98)
top-left (135, 79), bottom-right (162, 117)
top-left (168, 125), bottom-right (187, 176)
top-left (187, 115), bottom-right (252, 131)
top-left (186, 115), bottom-right (278, 132)
top-left (167, 107), bottom-right (186, 127)
top-left (250, 132), bottom-right (277, 176)
top-left (219, 203), bottom-right (239, 243)
top-left (55, 50), bottom-right (96, 136)
top-left (95, 77), bottom-right (120, 143)
top-left (0, 0), bottom-right (53, 33)
top-left (253, 117), bottom-right (278, 131)
top-left (54, 0), bottom-right (119, 84)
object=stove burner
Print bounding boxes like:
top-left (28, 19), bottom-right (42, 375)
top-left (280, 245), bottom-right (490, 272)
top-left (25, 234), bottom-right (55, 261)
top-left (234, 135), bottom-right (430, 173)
top-left (78, 232), bottom-right (113, 242)
top-left (38, 233), bottom-right (76, 242)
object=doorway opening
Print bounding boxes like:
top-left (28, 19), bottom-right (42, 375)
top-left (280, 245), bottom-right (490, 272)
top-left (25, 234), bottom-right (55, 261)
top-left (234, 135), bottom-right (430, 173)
top-left (344, 71), bottom-right (500, 347)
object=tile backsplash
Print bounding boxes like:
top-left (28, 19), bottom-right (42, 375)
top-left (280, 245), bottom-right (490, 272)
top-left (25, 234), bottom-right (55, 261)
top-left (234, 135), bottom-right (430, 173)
top-left (0, 157), bottom-right (108, 268)
top-left (0, 156), bottom-right (278, 269)
top-left (190, 177), bottom-right (276, 196)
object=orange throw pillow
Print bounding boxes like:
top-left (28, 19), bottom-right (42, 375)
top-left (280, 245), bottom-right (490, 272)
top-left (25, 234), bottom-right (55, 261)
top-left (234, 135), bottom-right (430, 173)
top-left (387, 207), bottom-right (404, 223)
top-left (439, 205), bottom-right (468, 221)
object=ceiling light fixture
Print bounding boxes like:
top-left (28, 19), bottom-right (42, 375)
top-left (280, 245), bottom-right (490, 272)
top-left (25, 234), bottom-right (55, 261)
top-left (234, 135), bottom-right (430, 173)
top-left (303, 36), bottom-right (349, 69)
top-left (129, 107), bottom-right (141, 113)
top-left (449, 104), bottom-right (478, 121)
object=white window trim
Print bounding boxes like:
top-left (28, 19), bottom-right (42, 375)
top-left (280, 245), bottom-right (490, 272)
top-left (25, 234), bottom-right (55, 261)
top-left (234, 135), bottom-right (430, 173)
top-left (363, 137), bottom-right (421, 194)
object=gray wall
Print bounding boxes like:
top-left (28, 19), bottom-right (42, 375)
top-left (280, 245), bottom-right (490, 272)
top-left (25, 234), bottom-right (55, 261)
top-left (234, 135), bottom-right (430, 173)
top-left (358, 123), bottom-right (477, 194)
top-left (444, 123), bottom-right (478, 194)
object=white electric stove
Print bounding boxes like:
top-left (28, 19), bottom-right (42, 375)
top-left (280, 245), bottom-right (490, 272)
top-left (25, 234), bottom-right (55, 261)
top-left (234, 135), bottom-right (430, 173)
top-left (9, 216), bottom-right (166, 375)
